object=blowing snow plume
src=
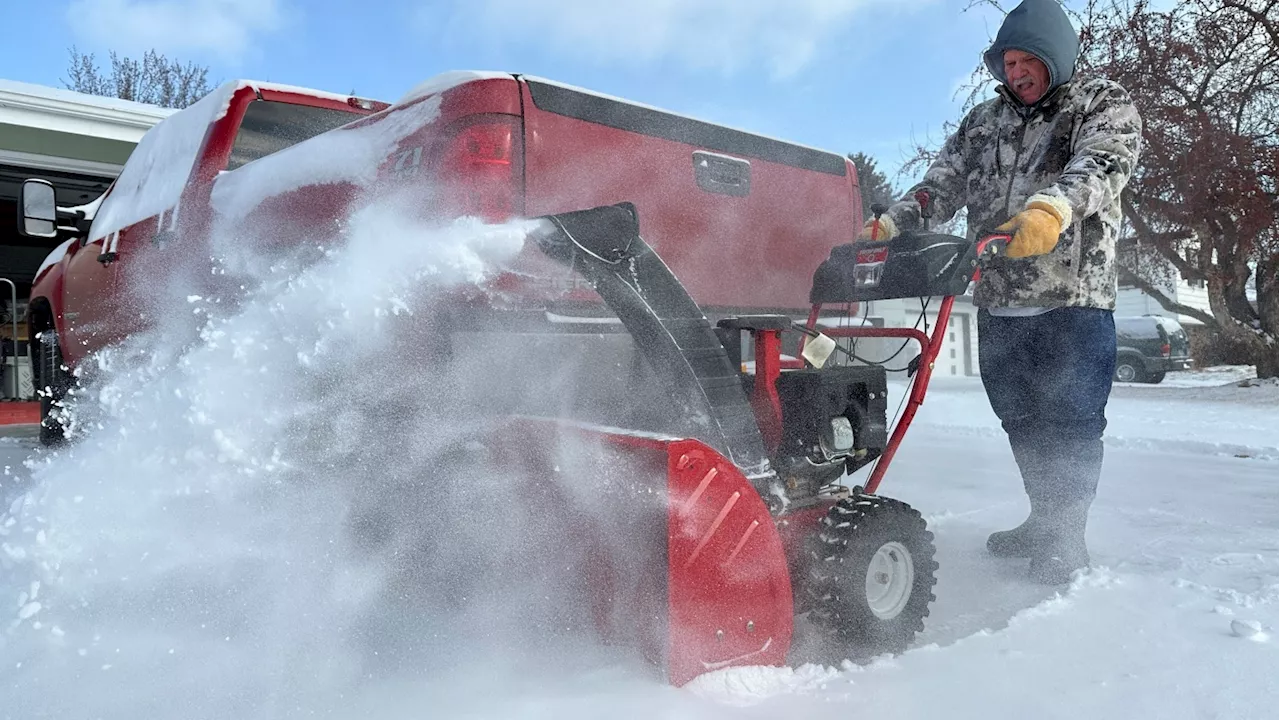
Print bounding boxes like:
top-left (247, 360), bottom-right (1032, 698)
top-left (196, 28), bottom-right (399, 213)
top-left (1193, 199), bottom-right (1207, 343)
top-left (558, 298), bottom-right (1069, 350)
top-left (0, 198), bottom-right (673, 719)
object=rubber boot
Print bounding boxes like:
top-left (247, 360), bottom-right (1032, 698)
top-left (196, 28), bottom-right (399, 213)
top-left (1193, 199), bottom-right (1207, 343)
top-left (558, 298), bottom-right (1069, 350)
top-left (1026, 436), bottom-right (1102, 585)
top-left (987, 434), bottom-right (1049, 558)
top-left (986, 498), bottom-right (1052, 558)
top-left (1028, 500), bottom-right (1091, 584)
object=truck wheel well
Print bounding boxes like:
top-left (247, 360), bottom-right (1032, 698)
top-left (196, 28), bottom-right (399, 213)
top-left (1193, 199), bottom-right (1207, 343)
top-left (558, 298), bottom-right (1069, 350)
top-left (1114, 352), bottom-right (1147, 383)
top-left (26, 298), bottom-right (54, 338)
top-left (1116, 350), bottom-right (1145, 366)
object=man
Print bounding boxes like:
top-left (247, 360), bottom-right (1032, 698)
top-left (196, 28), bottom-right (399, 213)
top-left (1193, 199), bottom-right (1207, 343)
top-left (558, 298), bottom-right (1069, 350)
top-left (861, 0), bottom-right (1142, 584)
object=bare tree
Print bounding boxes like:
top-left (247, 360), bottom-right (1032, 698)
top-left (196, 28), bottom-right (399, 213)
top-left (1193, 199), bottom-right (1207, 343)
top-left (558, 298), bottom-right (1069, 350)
top-left (63, 47), bottom-right (213, 109)
top-left (1081, 0), bottom-right (1278, 377)
top-left (63, 46), bottom-right (111, 98)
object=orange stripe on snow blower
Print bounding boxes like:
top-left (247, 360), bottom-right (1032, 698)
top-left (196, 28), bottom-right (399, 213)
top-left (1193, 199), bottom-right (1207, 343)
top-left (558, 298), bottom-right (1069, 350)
top-left (724, 519), bottom-right (760, 566)
top-left (683, 491), bottom-right (740, 569)
top-left (681, 466), bottom-right (718, 515)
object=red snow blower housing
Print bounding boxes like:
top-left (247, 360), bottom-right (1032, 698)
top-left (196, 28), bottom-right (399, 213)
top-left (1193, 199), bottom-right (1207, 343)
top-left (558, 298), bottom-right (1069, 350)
top-left (485, 203), bottom-right (1008, 685)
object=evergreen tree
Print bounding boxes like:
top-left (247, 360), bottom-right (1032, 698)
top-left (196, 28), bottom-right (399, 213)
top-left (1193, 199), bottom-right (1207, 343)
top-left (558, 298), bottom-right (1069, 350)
top-left (847, 152), bottom-right (897, 220)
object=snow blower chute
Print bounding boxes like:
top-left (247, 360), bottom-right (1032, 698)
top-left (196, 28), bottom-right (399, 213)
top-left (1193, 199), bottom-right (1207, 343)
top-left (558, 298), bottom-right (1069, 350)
top-left (477, 202), bottom-right (1009, 685)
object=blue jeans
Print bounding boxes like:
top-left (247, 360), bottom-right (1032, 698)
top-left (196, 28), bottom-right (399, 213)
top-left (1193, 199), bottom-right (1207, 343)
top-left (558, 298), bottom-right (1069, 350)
top-left (977, 308), bottom-right (1116, 507)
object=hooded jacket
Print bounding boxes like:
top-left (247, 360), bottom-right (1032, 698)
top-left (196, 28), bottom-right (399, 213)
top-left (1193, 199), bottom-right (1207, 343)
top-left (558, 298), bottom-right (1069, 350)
top-left (885, 0), bottom-right (1142, 311)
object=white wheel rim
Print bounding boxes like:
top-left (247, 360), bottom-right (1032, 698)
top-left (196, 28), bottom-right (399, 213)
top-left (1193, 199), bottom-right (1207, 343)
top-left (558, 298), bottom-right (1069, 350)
top-left (1117, 364), bottom-right (1136, 382)
top-left (865, 541), bottom-right (915, 620)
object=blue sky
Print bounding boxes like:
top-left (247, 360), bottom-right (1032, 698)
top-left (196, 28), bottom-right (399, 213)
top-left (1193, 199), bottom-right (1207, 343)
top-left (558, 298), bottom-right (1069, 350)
top-left (1, 0), bottom-right (1015, 187)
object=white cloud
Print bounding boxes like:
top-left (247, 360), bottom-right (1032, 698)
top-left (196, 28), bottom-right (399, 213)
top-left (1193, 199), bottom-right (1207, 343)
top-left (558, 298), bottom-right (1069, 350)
top-left (430, 0), bottom-right (928, 79)
top-left (66, 0), bottom-right (285, 63)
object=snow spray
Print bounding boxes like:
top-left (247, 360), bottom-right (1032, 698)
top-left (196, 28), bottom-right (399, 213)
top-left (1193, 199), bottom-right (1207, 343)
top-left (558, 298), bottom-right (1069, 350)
top-left (0, 195), bottom-right (678, 719)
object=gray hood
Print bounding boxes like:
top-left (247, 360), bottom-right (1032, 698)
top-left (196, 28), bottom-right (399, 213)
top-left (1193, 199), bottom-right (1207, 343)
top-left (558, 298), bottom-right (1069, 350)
top-left (983, 0), bottom-right (1080, 96)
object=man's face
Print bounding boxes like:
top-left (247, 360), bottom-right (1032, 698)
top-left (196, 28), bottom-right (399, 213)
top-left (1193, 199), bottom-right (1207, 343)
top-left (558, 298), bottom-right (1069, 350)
top-left (1003, 49), bottom-right (1050, 104)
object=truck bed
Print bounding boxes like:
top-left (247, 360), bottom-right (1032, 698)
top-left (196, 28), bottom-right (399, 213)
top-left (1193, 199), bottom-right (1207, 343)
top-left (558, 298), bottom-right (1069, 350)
top-left (516, 75), bottom-right (862, 313)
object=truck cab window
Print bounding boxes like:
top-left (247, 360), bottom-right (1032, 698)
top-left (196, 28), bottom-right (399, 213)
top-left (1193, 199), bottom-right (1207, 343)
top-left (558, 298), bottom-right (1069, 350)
top-left (227, 100), bottom-right (364, 170)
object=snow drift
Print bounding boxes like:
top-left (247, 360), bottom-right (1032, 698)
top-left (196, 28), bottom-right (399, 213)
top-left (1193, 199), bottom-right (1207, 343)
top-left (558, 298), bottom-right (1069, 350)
top-left (0, 192), bottom-right (676, 719)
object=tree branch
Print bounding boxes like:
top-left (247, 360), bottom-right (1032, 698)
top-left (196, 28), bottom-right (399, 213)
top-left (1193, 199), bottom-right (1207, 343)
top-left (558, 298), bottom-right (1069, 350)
top-left (1117, 265), bottom-right (1219, 327)
top-left (1218, 0), bottom-right (1278, 49)
top-left (1121, 194), bottom-right (1206, 281)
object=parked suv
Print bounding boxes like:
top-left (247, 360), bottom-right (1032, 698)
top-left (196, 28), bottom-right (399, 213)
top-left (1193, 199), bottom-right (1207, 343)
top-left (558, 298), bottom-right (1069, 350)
top-left (1114, 315), bottom-right (1193, 383)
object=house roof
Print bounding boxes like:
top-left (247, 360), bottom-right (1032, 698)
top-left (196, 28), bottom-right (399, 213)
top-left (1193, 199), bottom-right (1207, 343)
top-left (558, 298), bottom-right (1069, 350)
top-left (0, 79), bottom-right (173, 178)
top-left (0, 79), bottom-right (174, 137)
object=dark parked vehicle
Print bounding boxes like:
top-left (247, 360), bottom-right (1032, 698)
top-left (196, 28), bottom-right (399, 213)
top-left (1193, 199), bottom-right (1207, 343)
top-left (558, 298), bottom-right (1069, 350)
top-left (1114, 315), bottom-right (1193, 383)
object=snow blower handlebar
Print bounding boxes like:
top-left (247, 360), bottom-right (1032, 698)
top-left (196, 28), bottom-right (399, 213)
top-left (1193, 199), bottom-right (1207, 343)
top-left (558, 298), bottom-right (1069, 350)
top-left (975, 232), bottom-right (1011, 261)
top-left (798, 229), bottom-right (1011, 494)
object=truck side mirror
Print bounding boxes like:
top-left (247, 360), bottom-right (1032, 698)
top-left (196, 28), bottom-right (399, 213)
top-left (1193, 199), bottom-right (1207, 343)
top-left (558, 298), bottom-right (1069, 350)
top-left (18, 179), bottom-right (58, 239)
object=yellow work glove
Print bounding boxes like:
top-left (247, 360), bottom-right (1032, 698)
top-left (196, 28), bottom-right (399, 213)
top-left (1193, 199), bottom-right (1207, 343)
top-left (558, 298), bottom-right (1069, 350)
top-left (997, 195), bottom-right (1073, 258)
top-left (858, 215), bottom-right (898, 242)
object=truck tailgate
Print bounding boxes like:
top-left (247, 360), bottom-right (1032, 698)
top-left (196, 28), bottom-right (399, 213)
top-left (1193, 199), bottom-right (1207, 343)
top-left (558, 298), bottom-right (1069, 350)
top-left (517, 77), bottom-right (860, 312)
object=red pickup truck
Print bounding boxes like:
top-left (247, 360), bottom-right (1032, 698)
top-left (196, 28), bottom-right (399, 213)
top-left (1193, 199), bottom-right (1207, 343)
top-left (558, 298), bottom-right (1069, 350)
top-left (18, 71), bottom-right (863, 444)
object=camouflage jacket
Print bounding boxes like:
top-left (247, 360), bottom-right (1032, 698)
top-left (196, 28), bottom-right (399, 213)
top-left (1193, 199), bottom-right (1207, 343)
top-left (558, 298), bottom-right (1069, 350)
top-left (886, 77), bottom-right (1143, 311)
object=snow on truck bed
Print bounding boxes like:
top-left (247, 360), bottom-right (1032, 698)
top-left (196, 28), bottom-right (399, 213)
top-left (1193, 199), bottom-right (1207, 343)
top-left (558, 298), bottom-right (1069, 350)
top-left (396, 70), bottom-right (515, 105)
top-left (78, 70), bottom-right (844, 247)
top-left (85, 80), bottom-right (241, 243)
top-left (84, 79), bottom-right (377, 241)
top-left (208, 92), bottom-right (445, 220)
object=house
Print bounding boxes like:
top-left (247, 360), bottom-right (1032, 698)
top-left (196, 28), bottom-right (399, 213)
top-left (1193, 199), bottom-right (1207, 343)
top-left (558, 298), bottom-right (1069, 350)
top-left (1115, 275), bottom-right (1213, 328)
top-left (855, 240), bottom-right (1242, 378)
top-left (858, 278), bottom-right (1213, 380)
top-left (0, 79), bottom-right (172, 399)
top-left (839, 295), bottom-right (981, 378)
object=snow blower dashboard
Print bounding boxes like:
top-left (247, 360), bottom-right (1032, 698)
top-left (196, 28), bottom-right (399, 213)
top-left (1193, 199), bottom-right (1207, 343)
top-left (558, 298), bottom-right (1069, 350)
top-left (809, 231), bottom-right (980, 303)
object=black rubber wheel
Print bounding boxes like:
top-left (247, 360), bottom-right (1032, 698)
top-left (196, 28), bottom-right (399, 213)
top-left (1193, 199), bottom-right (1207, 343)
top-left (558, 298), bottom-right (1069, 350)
top-left (804, 493), bottom-right (938, 662)
top-left (35, 330), bottom-right (71, 446)
top-left (1113, 355), bottom-right (1146, 383)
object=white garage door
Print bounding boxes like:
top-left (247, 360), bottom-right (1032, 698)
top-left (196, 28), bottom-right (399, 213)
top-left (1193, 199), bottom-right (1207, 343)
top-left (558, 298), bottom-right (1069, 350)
top-left (927, 312), bottom-right (971, 376)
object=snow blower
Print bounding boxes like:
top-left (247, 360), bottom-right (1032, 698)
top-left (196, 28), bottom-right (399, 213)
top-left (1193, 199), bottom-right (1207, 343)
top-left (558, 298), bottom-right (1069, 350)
top-left (436, 200), bottom-right (1009, 685)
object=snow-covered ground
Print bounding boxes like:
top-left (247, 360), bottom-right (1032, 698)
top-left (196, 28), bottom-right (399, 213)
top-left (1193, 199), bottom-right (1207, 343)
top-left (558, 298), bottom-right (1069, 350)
top-left (1123, 364), bottom-right (1258, 388)
top-left (690, 375), bottom-right (1278, 718)
top-left (915, 372), bottom-right (1278, 461)
top-left (0, 204), bottom-right (1275, 718)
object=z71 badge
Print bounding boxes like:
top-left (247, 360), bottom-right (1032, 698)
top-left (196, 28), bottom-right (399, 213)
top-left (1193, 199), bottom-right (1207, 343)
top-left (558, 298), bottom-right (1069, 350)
top-left (390, 146), bottom-right (423, 178)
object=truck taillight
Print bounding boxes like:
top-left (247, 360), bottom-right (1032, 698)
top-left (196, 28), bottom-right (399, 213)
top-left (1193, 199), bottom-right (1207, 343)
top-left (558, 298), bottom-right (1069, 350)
top-left (438, 118), bottom-right (522, 223)
top-left (1161, 343), bottom-right (1171, 356)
